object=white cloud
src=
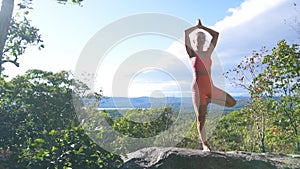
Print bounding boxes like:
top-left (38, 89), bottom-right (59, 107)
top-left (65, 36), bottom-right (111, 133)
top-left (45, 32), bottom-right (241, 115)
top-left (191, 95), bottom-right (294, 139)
top-left (68, 0), bottom-right (300, 98)
top-left (216, 0), bottom-right (297, 68)
top-left (217, 0), bottom-right (298, 96)
top-left (166, 0), bottom-right (298, 96)
top-left (214, 0), bottom-right (288, 32)
top-left (96, 49), bottom-right (194, 98)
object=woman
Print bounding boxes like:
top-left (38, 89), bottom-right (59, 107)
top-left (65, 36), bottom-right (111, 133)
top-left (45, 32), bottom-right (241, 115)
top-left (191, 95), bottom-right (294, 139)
top-left (185, 19), bottom-right (236, 152)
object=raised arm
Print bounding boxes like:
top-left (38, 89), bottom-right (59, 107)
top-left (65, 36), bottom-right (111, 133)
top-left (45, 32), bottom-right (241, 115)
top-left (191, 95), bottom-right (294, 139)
top-left (185, 26), bottom-right (198, 58)
top-left (197, 19), bottom-right (219, 55)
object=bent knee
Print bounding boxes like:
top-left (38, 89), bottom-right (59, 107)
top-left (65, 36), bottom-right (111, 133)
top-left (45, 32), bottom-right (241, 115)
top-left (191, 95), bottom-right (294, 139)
top-left (226, 99), bottom-right (237, 107)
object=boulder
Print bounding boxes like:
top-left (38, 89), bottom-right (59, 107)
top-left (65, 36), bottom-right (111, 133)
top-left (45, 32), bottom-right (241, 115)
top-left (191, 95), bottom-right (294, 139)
top-left (120, 147), bottom-right (300, 169)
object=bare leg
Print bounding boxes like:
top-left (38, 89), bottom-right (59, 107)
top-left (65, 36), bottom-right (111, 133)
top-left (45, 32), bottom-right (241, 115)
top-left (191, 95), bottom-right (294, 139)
top-left (192, 86), bottom-right (211, 152)
top-left (207, 87), bottom-right (237, 107)
top-left (197, 105), bottom-right (210, 152)
top-left (224, 93), bottom-right (237, 107)
top-left (192, 83), bottom-right (210, 152)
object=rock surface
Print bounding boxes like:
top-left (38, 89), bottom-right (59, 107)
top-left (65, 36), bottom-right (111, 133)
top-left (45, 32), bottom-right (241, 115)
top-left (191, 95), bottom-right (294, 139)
top-left (120, 147), bottom-right (300, 169)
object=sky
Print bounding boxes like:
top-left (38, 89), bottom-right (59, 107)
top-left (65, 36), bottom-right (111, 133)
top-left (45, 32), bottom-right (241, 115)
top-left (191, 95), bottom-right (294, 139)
top-left (3, 0), bottom-right (299, 98)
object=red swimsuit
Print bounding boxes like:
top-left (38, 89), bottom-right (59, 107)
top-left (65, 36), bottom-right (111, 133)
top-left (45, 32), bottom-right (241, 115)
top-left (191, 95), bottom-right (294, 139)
top-left (191, 51), bottom-right (225, 105)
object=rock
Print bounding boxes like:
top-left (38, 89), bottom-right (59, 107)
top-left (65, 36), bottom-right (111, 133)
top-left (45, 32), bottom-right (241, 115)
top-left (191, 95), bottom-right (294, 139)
top-left (119, 147), bottom-right (300, 169)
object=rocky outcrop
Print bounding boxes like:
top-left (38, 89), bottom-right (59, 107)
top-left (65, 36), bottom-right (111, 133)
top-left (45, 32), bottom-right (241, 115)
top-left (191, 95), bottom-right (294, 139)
top-left (120, 147), bottom-right (300, 169)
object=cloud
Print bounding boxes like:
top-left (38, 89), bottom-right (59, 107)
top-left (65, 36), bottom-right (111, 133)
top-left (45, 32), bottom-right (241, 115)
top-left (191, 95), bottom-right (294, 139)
top-left (213, 0), bottom-right (288, 32)
top-left (166, 0), bottom-right (298, 96)
top-left (94, 0), bottom-right (298, 97)
top-left (216, 0), bottom-right (298, 96)
top-left (98, 49), bottom-right (194, 98)
top-left (215, 0), bottom-right (297, 67)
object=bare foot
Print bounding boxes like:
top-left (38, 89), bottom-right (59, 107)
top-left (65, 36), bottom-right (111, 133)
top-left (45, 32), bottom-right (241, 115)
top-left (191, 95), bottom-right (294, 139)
top-left (202, 141), bottom-right (211, 152)
top-left (202, 144), bottom-right (211, 152)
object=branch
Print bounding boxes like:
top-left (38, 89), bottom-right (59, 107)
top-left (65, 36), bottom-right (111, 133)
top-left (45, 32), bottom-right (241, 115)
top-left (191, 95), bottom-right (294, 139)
top-left (2, 57), bottom-right (19, 67)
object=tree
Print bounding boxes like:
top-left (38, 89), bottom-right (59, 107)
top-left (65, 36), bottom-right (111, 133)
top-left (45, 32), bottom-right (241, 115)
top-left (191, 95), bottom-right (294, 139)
top-left (0, 0), bottom-right (14, 76)
top-left (209, 110), bottom-right (254, 152)
top-left (256, 40), bottom-right (300, 153)
top-left (221, 40), bottom-right (300, 154)
top-left (0, 0), bottom-right (83, 77)
top-left (1, 11), bottom-right (44, 77)
top-left (111, 107), bottom-right (175, 154)
top-left (0, 69), bottom-right (122, 168)
top-left (223, 47), bottom-right (272, 152)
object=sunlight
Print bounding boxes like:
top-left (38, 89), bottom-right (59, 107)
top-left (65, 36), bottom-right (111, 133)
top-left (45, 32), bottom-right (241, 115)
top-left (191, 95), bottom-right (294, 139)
top-left (128, 69), bottom-right (180, 98)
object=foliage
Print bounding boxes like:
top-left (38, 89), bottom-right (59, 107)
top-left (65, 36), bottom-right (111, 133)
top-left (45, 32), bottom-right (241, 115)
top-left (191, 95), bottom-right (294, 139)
top-left (0, 70), bottom-right (122, 168)
top-left (1, 11), bottom-right (44, 70)
top-left (113, 107), bottom-right (174, 138)
top-left (257, 40), bottom-right (300, 152)
top-left (216, 40), bottom-right (300, 154)
top-left (223, 47), bottom-right (271, 152)
top-left (111, 107), bottom-right (175, 154)
top-left (18, 127), bottom-right (122, 169)
top-left (175, 121), bottom-right (201, 149)
top-left (223, 46), bottom-right (268, 94)
top-left (18, 0), bottom-right (84, 7)
top-left (0, 0), bottom-right (84, 76)
top-left (176, 111), bottom-right (222, 150)
top-left (209, 110), bottom-right (253, 151)
top-left (77, 105), bottom-right (191, 155)
top-left (57, 0), bottom-right (84, 5)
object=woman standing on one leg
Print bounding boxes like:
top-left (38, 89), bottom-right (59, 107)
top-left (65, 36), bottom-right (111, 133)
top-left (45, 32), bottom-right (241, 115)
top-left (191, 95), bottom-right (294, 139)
top-left (185, 19), bottom-right (237, 152)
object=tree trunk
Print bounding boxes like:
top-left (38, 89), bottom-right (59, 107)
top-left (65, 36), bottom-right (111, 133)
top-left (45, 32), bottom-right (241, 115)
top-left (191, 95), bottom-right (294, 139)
top-left (261, 112), bottom-right (266, 153)
top-left (0, 0), bottom-right (14, 77)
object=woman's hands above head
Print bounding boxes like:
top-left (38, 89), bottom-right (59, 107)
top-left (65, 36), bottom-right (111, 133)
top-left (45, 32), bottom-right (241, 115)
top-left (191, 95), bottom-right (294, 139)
top-left (197, 19), bottom-right (203, 28)
top-left (185, 19), bottom-right (203, 33)
top-left (194, 18), bottom-right (219, 55)
top-left (185, 26), bottom-right (198, 33)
